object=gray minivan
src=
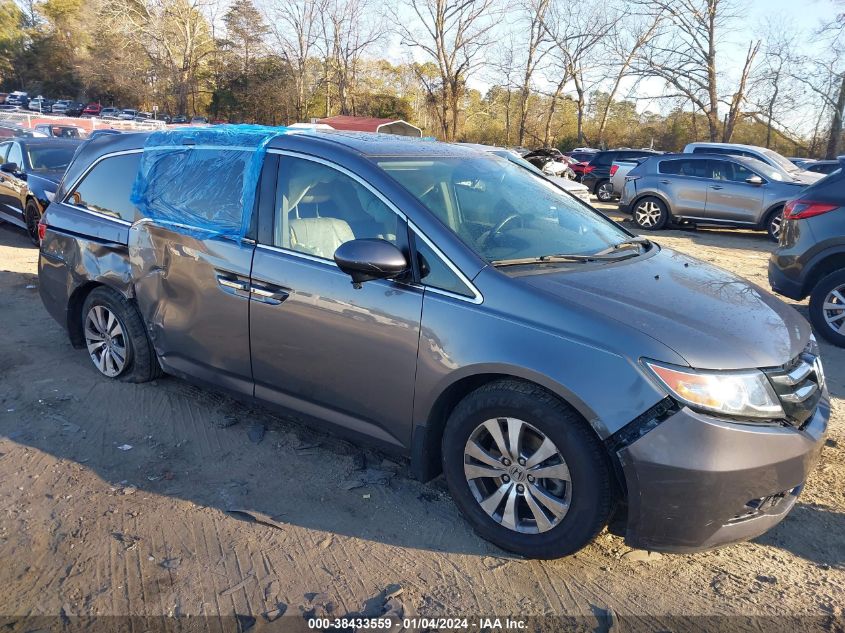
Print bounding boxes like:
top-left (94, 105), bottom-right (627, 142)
top-left (620, 153), bottom-right (807, 240)
top-left (38, 129), bottom-right (828, 558)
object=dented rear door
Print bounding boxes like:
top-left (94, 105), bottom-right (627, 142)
top-left (129, 224), bottom-right (255, 395)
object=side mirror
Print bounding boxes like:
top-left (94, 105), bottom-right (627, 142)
top-left (0, 162), bottom-right (18, 174)
top-left (745, 175), bottom-right (764, 186)
top-left (334, 238), bottom-right (409, 288)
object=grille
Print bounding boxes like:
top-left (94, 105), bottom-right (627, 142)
top-left (764, 343), bottom-right (824, 427)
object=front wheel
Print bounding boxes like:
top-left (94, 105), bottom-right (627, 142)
top-left (595, 180), bottom-right (614, 202)
top-left (441, 380), bottom-right (612, 559)
top-left (809, 270), bottom-right (845, 347)
top-left (632, 196), bottom-right (669, 230)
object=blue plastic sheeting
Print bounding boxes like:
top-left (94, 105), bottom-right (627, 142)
top-left (130, 124), bottom-right (291, 238)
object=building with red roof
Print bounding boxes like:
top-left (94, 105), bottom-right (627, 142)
top-left (315, 115), bottom-right (422, 137)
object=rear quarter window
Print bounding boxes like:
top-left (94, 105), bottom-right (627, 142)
top-left (67, 152), bottom-right (142, 222)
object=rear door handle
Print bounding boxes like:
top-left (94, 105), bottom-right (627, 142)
top-left (216, 273), bottom-right (250, 297)
top-left (659, 179), bottom-right (670, 184)
top-left (250, 282), bottom-right (290, 305)
top-left (710, 185), bottom-right (724, 190)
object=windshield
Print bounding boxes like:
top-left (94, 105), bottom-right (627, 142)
top-left (26, 145), bottom-right (76, 172)
top-left (378, 155), bottom-right (633, 264)
top-left (762, 148), bottom-right (800, 174)
top-left (740, 156), bottom-right (789, 182)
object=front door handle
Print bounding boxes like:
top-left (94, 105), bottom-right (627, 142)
top-left (710, 185), bottom-right (724, 190)
top-left (250, 283), bottom-right (290, 305)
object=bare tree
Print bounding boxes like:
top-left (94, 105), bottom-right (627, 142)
top-left (393, 0), bottom-right (497, 140)
top-left (595, 9), bottom-right (663, 145)
top-left (515, 0), bottom-right (552, 146)
top-left (106, 0), bottom-right (216, 115)
top-left (264, 0), bottom-right (324, 122)
top-left (633, 0), bottom-right (759, 142)
top-left (319, 0), bottom-right (384, 116)
top-left (542, 0), bottom-right (617, 145)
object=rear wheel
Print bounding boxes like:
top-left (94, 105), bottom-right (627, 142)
top-left (24, 200), bottom-right (40, 246)
top-left (595, 180), bottom-right (613, 202)
top-left (81, 287), bottom-right (162, 382)
top-left (765, 207), bottom-right (784, 242)
top-left (441, 380), bottom-right (612, 559)
top-left (809, 270), bottom-right (845, 347)
top-left (632, 196), bottom-right (669, 230)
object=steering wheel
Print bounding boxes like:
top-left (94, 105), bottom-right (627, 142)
top-left (480, 213), bottom-right (523, 249)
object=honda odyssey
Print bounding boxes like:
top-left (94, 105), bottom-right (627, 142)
top-left (38, 128), bottom-right (828, 558)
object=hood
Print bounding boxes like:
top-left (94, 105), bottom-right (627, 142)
top-left (520, 247), bottom-right (809, 370)
top-left (28, 170), bottom-right (63, 186)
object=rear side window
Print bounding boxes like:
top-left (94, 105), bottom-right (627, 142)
top-left (67, 152), bottom-right (141, 222)
top-left (658, 159), bottom-right (710, 177)
top-left (591, 152), bottom-right (613, 166)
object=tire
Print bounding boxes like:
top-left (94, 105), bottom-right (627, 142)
top-left (595, 180), bottom-right (613, 202)
top-left (632, 196), bottom-right (669, 231)
top-left (441, 380), bottom-right (612, 559)
top-left (765, 207), bottom-right (784, 242)
top-left (24, 199), bottom-right (41, 246)
top-left (81, 287), bottom-right (162, 382)
top-left (809, 270), bottom-right (845, 347)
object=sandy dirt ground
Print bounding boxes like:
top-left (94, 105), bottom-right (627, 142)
top-left (0, 205), bottom-right (844, 632)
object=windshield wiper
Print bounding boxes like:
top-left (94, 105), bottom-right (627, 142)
top-left (492, 237), bottom-right (650, 267)
top-left (593, 236), bottom-right (651, 256)
top-left (493, 252), bottom-right (634, 267)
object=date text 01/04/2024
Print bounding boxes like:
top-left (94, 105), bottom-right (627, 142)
top-left (307, 618), bottom-right (527, 630)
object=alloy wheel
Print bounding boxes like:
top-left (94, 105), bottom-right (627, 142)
top-left (25, 204), bottom-right (39, 245)
top-left (769, 213), bottom-right (783, 240)
top-left (597, 182), bottom-right (613, 201)
top-left (822, 285), bottom-right (845, 335)
top-left (635, 200), bottom-right (661, 228)
top-left (84, 305), bottom-right (128, 377)
top-left (463, 417), bottom-right (571, 534)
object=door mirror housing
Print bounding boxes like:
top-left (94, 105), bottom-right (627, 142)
top-left (745, 175), bottom-right (764, 186)
top-left (0, 162), bottom-right (19, 174)
top-left (334, 238), bottom-right (409, 288)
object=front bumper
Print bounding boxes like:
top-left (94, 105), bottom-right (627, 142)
top-left (617, 394), bottom-right (829, 553)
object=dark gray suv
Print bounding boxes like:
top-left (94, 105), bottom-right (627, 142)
top-left (620, 153), bottom-right (808, 240)
top-left (38, 128), bottom-right (828, 558)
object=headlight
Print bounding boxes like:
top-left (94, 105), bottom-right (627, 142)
top-left (644, 360), bottom-right (784, 419)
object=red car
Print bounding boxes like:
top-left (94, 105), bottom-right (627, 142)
top-left (81, 103), bottom-right (102, 117)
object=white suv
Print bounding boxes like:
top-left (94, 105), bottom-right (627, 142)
top-left (683, 142), bottom-right (822, 184)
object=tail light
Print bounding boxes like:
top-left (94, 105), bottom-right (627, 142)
top-left (582, 165), bottom-right (595, 174)
top-left (37, 217), bottom-right (47, 242)
top-left (609, 165), bottom-right (619, 176)
top-left (784, 200), bottom-right (838, 220)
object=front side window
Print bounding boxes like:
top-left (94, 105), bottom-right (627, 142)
top-left (712, 160), bottom-right (757, 183)
top-left (67, 153), bottom-right (141, 221)
top-left (273, 156), bottom-right (403, 260)
top-left (379, 155), bottom-right (632, 264)
top-left (415, 235), bottom-right (474, 297)
top-left (6, 143), bottom-right (23, 167)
